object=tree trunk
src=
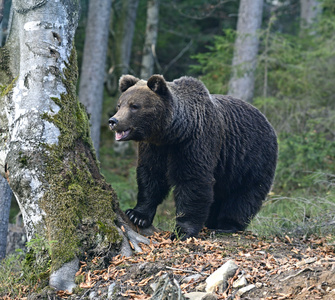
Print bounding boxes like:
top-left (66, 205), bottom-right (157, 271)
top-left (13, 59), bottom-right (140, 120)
top-left (0, 0), bottom-right (4, 24)
top-left (108, 0), bottom-right (139, 94)
top-left (300, 0), bottom-right (322, 31)
top-left (0, 0), bottom-right (3, 47)
top-left (0, 0), bottom-right (147, 292)
top-left (0, 177), bottom-right (11, 260)
top-left (228, 0), bottom-right (263, 103)
top-left (78, 0), bottom-right (112, 156)
top-left (140, 0), bottom-right (160, 80)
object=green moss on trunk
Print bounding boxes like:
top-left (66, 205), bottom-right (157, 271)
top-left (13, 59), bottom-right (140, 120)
top-left (0, 47), bottom-right (13, 91)
top-left (41, 47), bottom-right (121, 271)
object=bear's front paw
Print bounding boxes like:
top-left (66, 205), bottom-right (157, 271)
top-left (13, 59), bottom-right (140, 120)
top-left (125, 209), bottom-right (152, 228)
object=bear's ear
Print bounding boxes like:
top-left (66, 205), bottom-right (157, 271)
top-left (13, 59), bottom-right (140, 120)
top-left (119, 75), bottom-right (140, 93)
top-left (147, 75), bottom-right (168, 96)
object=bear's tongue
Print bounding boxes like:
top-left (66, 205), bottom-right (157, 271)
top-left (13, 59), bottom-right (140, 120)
top-left (115, 129), bottom-right (130, 141)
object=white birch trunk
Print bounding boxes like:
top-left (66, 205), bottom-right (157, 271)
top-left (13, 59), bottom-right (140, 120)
top-left (0, 0), bottom-right (81, 290)
top-left (228, 0), bottom-right (263, 103)
top-left (140, 0), bottom-right (160, 80)
top-left (0, 0), bottom-right (78, 242)
top-left (78, 0), bottom-right (112, 156)
top-left (0, 0), bottom-right (152, 292)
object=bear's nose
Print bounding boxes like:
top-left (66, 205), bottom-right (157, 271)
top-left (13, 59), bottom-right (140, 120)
top-left (109, 117), bottom-right (118, 128)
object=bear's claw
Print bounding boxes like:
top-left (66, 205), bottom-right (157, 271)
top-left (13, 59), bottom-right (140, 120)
top-left (125, 209), bottom-right (151, 228)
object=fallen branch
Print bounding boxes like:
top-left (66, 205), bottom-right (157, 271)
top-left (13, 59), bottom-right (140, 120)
top-left (166, 266), bottom-right (208, 276)
top-left (280, 267), bottom-right (314, 282)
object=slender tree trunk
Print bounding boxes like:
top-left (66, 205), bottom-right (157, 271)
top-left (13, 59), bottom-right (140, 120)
top-left (0, 0), bottom-right (3, 47)
top-left (228, 0), bottom-right (263, 103)
top-left (0, 177), bottom-right (11, 260)
top-left (108, 0), bottom-right (139, 94)
top-left (0, 0), bottom-right (4, 24)
top-left (0, 0), bottom-right (147, 292)
top-left (140, 0), bottom-right (160, 80)
top-left (78, 0), bottom-right (112, 157)
top-left (118, 0), bottom-right (139, 75)
top-left (300, 0), bottom-right (322, 30)
top-left (0, 0), bottom-right (11, 261)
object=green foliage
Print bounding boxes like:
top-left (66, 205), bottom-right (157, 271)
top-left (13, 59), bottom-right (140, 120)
top-left (0, 235), bottom-right (58, 297)
top-left (190, 29), bottom-right (236, 94)
top-left (276, 131), bottom-right (335, 192)
top-left (191, 1), bottom-right (335, 197)
top-left (187, 0), bottom-right (335, 238)
top-left (249, 174), bottom-right (335, 238)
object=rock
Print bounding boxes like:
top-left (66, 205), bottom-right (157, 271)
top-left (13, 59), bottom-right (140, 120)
top-left (150, 282), bottom-right (159, 292)
top-left (184, 292), bottom-right (217, 300)
top-left (49, 258), bottom-right (79, 292)
top-left (196, 282), bottom-right (207, 292)
top-left (107, 282), bottom-right (116, 299)
top-left (151, 273), bottom-right (185, 299)
top-left (232, 275), bottom-right (247, 288)
top-left (89, 291), bottom-right (96, 299)
top-left (205, 259), bottom-right (238, 293)
top-left (182, 274), bottom-right (203, 283)
top-left (255, 282), bottom-right (263, 288)
top-left (201, 294), bottom-right (217, 300)
top-left (236, 284), bottom-right (256, 297)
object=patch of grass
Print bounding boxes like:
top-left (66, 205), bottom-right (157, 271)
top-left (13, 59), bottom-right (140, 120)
top-left (0, 235), bottom-right (56, 298)
top-left (249, 173), bottom-right (335, 238)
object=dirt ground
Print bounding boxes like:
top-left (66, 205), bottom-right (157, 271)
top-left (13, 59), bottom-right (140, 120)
top-left (53, 229), bottom-right (335, 300)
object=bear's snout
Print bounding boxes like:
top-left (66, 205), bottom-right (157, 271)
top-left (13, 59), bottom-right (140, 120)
top-left (108, 117), bottom-right (118, 130)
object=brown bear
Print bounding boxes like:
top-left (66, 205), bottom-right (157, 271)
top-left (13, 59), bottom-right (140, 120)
top-left (109, 74), bottom-right (278, 240)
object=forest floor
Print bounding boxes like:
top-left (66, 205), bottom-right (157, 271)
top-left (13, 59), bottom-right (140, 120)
top-left (52, 229), bottom-right (335, 300)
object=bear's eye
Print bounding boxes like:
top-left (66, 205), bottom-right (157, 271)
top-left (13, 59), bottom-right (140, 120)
top-left (116, 104), bottom-right (121, 110)
top-left (130, 103), bottom-right (140, 110)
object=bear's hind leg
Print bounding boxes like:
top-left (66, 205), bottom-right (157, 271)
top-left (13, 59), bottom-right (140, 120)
top-left (214, 189), bottom-right (264, 233)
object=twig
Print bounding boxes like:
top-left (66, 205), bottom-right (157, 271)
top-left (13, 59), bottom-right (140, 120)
top-left (171, 0), bottom-right (232, 20)
top-left (165, 266), bottom-right (208, 276)
top-left (162, 40), bottom-right (193, 75)
top-left (280, 267), bottom-right (313, 282)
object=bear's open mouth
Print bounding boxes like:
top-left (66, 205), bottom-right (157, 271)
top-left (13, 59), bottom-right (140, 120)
top-left (115, 129), bottom-right (131, 141)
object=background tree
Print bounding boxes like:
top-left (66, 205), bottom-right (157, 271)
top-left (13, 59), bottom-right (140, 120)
top-left (78, 0), bottom-right (112, 156)
top-left (0, 177), bottom-right (11, 260)
top-left (140, 0), bottom-right (160, 79)
top-left (300, 0), bottom-right (322, 30)
top-left (228, 0), bottom-right (264, 102)
top-left (108, 0), bottom-right (140, 94)
top-left (0, 0), bottom-right (11, 261)
top-left (0, 0), bottom-right (4, 46)
top-left (0, 0), bottom-right (148, 292)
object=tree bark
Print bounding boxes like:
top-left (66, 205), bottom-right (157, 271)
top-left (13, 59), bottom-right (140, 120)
top-left (0, 0), bottom-right (4, 24)
top-left (108, 0), bottom-right (139, 94)
top-left (0, 176), bottom-right (11, 260)
top-left (300, 0), bottom-right (322, 30)
top-left (0, 0), bottom-right (147, 292)
top-left (140, 0), bottom-right (160, 80)
top-left (78, 0), bottom-right (112, 156)
top-left (228, 0), bottom-right (263, 103)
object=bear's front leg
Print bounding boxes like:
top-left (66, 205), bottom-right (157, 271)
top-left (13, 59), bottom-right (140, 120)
top-left (171, 180), bottom-right (214, 240)
top-left (126, 143), bottom-right (170, 228)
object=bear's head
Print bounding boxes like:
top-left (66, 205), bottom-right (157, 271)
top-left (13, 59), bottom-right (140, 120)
top-left (109, 74), bottom-right (172, 143)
